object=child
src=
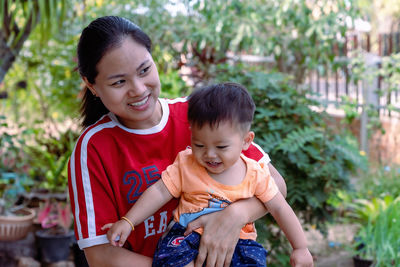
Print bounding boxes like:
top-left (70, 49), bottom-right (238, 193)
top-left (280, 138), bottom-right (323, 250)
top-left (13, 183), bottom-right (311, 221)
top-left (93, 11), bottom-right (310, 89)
top-left (102, 82), bottom-right (313, 267)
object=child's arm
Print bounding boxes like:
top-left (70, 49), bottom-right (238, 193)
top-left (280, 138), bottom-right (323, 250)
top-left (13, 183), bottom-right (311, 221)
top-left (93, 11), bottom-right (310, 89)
top-left (264, 192), bottom-right (313, 267)
top-left (101, 179), bottom-right (173, 247)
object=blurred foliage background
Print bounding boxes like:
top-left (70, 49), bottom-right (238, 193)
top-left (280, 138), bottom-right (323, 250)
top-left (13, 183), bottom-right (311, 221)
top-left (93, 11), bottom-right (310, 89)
top-left (1, 0), bottom-right (399, 265)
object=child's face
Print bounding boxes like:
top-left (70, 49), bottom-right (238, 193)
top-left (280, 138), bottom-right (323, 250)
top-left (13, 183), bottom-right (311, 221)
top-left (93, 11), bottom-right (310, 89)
top-left (190, 121), bottom-right (253, 175)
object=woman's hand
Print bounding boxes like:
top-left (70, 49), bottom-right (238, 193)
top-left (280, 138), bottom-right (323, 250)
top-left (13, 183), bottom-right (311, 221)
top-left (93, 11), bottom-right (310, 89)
top-left (184, 196), bottom-right (267, 267)
top-left (184, 206), bottom-right (242, 267)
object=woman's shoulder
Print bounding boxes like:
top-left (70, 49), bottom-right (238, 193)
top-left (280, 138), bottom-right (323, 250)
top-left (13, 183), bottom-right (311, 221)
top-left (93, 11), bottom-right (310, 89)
top-left (160, 97), bottom-right (189, 125)
top-left (162, 97), bottom-right (188, 113)
top-left (74, 114), bottom-right (117, 146)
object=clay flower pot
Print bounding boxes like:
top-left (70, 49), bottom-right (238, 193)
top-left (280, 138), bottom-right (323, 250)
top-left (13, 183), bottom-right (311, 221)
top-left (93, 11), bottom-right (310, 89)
top-left (0, 207), bottom-right (35, 241)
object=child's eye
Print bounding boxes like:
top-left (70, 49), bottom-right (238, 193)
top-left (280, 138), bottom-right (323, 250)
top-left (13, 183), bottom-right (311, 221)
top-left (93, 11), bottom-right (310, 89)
top-left (217, 146), bottom-right (228, 149)
top-left (194, 144), bottom-right (204, 148)
top-left (111, 80), bottom-right (125, 86)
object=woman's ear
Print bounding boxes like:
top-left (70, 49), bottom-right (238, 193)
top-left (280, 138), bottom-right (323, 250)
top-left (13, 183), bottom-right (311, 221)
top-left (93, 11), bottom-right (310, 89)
top-left (82, 77), bottom-right (98, 96)
top-left (242, 131), bottom-right (255, 151)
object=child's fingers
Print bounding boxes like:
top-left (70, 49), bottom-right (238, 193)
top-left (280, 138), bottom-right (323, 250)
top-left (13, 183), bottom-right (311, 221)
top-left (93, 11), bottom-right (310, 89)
top-left (117, 232), bottom-right (130, 247)
top-left (109, 234), bottom-right (120, 247)
top-left (101, 223), bottom-right (113, 230)
top-left (109, 232), bottom-right (120, 246)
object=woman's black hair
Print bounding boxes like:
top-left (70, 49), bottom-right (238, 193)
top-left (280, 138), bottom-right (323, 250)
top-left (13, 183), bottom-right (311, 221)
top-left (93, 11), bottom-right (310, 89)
top-left (188, 82), bottom-right (255, 132)
top-left (77, 16), bottom-right (152, 128)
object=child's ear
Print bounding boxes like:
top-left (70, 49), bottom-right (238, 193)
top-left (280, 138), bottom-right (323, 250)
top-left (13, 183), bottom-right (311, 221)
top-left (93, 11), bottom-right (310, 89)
top-left (243, 131), bottom-right (255, 151)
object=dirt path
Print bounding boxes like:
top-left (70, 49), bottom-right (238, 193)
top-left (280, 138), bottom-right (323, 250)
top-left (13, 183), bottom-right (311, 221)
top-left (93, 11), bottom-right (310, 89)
top-left (305, 223), bottom-right (358, 267)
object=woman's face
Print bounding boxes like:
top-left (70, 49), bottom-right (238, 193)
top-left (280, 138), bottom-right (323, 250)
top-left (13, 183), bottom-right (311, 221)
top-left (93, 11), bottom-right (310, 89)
top-left (85, 37), bottom-right (161, 129)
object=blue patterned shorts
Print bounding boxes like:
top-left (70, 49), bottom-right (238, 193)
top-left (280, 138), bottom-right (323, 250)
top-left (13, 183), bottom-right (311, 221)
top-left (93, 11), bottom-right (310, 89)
top-left (152, 223), bottom-right (267, 267)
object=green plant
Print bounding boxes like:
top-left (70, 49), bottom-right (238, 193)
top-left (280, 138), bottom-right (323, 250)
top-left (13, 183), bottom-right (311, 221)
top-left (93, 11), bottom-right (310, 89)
top-left (348, 165), bottom-right (400, 202)
top-left (0, 172), bottom-right (33, 215)
top-left (211, 68), bottom-right (366, 265)
top-left (379, 53), bottom-right (400, 115)
top-left (347, 195), bottom-right (396, 226)
top-left (351, 196), bottom-right (400, 266)
top-left (214, 69), bottom-right (366, 225)
top-left (0, 115), bottom-right (34, 215)
top-left (25, 128), bottom-right (78, 193)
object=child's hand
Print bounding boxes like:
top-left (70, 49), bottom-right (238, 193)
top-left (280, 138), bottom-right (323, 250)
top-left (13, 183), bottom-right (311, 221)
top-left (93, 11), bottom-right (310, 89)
top-left (101, 220), bottom-right (132, 247)
top-left (290, 248), bottom-right (313, 267)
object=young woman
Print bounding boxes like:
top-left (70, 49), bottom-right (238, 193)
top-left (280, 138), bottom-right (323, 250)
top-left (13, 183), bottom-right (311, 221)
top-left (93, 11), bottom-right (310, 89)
top-left (68, 16), bottom-right (286, 267)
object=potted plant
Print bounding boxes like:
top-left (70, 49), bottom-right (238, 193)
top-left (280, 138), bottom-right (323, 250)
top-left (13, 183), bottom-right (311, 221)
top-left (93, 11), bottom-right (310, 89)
top-left (35, 199), bottom-right (74, 263)
top-left (0, 172), bottom-right (35, 241)
top-left (349, 195), bottom-right (400, 266)
top-left (0, 116), bottom-right (35, 241)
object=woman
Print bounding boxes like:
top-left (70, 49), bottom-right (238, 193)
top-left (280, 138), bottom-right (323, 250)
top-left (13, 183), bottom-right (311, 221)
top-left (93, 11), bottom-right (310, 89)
top-left (68, 16), bottom-right (286, 267)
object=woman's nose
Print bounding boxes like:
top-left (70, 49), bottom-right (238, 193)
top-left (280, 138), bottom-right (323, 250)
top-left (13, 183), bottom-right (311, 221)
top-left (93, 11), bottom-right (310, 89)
top-left (128, 79), bottom-right (146, 96)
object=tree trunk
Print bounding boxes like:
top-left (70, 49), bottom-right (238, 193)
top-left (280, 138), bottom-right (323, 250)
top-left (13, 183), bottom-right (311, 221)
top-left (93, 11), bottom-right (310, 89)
top-left (0, 31), bottom-right (17, 83)
top-left (0, 1), bottom-right (38, 83)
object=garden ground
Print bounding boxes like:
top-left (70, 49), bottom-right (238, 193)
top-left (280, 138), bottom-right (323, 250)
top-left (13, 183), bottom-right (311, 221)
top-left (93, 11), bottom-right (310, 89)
top-left (306, 223), bottom-right (357, 267)
top-left (6, 223), bottom-right (358, 267)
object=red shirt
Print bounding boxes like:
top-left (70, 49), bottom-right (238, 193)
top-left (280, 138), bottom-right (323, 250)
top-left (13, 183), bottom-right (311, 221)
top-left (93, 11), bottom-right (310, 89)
top-left (68, 98), bottom-right (270, 257)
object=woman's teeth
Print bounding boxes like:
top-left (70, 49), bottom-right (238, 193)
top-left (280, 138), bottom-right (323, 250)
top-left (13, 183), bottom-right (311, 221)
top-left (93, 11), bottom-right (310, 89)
top-left (129, 96), bottom-right (148, 107)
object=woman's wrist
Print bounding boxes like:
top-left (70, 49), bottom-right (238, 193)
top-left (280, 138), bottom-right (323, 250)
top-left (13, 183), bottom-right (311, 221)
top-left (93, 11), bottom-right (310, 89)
top-left (225, 199), bottom-right (251, 227)
top-left (228, 197), bottom-right (267, 225)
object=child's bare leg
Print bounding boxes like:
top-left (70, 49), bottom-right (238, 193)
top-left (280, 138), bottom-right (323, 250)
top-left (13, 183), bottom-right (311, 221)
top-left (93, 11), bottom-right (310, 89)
top-left (184, 261), bottom-right (194, 267)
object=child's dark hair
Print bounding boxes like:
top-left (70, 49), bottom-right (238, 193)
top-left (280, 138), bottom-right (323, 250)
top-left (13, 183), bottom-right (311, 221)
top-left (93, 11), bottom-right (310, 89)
top-left (188, 82), bottom-right (255, 132)
top-left (77, 16), bottom-right (152, 128)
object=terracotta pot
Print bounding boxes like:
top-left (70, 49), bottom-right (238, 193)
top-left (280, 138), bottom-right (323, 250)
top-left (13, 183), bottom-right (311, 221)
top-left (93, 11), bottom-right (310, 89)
top-left (0, 207), bottom-right (35, 241)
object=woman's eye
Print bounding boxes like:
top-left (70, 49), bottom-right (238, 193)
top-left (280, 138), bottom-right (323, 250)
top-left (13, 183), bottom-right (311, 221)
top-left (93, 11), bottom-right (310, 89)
top-left (140, 66), bottom-right (151, 75)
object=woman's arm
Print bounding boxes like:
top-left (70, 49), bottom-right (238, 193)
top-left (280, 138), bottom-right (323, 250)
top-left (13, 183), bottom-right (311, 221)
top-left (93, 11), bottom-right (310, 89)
top-left (84, 243), bottom-right (152, 267)
top-left (185, 196), bottom-right (267, 267)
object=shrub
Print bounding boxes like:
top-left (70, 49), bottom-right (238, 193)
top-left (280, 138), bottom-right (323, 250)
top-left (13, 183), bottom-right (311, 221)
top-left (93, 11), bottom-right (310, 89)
top-left (214, 69), bottom-right (366, 224)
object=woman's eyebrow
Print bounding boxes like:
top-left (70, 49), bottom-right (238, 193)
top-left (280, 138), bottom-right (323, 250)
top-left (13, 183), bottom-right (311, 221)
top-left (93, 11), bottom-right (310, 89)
top-left (106, 60), bottom-right (150, 80)
top-left (107, 73), bottom-right (126, 80)
top-left (136, 60), bottom-right (150, 71)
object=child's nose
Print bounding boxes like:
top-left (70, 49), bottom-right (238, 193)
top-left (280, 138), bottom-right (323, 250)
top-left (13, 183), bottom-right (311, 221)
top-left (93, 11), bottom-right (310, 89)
top-left (205, 148), bottom-right (216, 158)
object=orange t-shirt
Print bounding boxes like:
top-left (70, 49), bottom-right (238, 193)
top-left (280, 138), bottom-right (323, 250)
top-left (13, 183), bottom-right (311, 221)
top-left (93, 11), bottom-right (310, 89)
top-left (161, 148), bottom-right (279, 240)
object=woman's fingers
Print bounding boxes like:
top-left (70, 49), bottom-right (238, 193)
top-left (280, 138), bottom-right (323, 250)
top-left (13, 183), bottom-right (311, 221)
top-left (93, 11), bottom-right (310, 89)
top-left (190, 212), bottom-right (239, 267)
top-left (223, 245), bottom-right (235, 267)
top-left (185, 217), bottom-right (203, 236)
top-left (194, 241), bottom-right (207, 267)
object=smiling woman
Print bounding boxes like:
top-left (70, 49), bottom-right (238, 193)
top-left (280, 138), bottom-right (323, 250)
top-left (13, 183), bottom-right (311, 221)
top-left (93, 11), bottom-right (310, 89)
top-left (82, 38), bottom-right (162, 129)
top-left (68, 16), bottom-right (287, 267)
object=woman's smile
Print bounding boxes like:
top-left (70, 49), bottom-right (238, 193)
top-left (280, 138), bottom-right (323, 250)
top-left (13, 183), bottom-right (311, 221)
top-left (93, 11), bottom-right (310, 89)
top-left (128, 95), bottom-right (149, 108)
top-left (88, 36), bottom-right (162, 129)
